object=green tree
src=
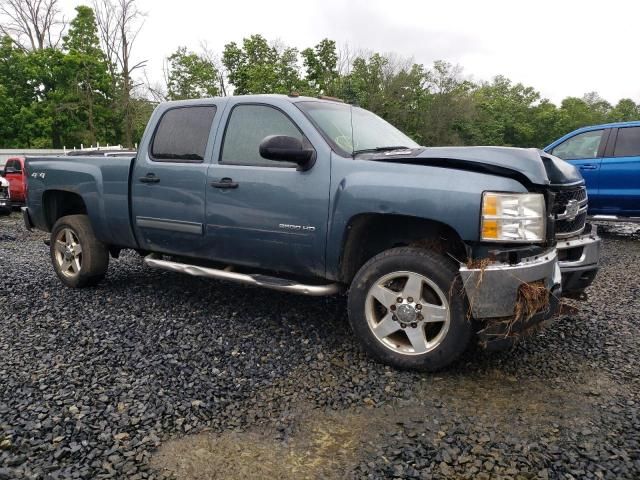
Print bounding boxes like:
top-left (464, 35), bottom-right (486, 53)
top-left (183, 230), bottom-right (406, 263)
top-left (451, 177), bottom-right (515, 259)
top-left (58, 5), bottom-right (115, 147)
top-left (529, 99), bottom-right (563, 147)
top-left (0, 36), bottom-right (32, 146)
top-left (418, 61), bottom-right (474, 145)
top-left (557, 95), bottom-right (607, 134)
top-left (461, 76), bottom-right (542, 147)
top-left (222, 34), bottom-right (302, 94)
top-left (340, 53), bottom-right (388, 109)
top-left (301, 38), bottom-right (338, 95)
top-left (608, 98), bottom-right (640, 122)
top-left (166, 46), bottom-right (219, 100)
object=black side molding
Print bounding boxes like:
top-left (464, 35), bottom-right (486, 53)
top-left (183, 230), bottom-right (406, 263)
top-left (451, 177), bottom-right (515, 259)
top-left (135, 216), bottom-right (204, 235)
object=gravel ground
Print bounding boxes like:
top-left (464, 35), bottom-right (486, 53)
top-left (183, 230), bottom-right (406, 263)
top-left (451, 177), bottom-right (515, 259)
top-left (0, 212), bottom-right (639, 479)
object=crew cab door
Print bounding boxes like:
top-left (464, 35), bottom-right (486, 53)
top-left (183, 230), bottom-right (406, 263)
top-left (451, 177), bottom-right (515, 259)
top-left (204, 100), bottom-right (331, 278)
top-left (548, 129), bottom-right (607, 209)
top-left (131, 104), bottom-right (219, 256)
top-left (598, 126), bottom-right (640, 216)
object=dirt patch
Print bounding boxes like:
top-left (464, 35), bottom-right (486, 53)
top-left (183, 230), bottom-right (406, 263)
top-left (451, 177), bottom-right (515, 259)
top-left (151, 367), bottom-right (621, 479)
top-left (151, 407), bottom-right (376, 480)
top-left (417, 368), bottom-right (620, 432)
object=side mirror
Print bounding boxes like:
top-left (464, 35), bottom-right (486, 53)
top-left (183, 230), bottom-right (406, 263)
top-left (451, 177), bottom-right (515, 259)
top-left (259, 135), bottom-right (315, 170)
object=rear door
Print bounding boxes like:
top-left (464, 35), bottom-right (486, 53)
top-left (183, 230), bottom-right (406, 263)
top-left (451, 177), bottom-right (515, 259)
top-left (549, 129), bottom-right (608, 209)
top-left (204, 99), bottom-right (331, 278)
top-left (599, 126), bottom-right (640, 215)
top-left (131, 104), bottom-right (220, 257)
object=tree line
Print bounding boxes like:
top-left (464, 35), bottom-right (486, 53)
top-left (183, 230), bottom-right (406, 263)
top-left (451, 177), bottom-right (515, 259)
top-left (1, 0), bottom-right (638, 150)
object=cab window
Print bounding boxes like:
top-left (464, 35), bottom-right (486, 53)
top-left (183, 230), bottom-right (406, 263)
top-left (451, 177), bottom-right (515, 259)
top-left (613, 126), bottom-right (640, 157)
top-left (151, 106), bottom-right (217, 162)
top-left (551, 130), bottom-right (604, 160)
top-left (220, 104), bottom-right (303, 167)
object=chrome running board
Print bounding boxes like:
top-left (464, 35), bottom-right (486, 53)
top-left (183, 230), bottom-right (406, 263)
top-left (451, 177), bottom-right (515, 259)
top-left (144, 253), bottom-right (342, 296)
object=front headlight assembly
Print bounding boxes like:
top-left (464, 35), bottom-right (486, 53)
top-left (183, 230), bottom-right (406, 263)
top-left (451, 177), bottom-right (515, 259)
top-left (481, 192), bottom-right (546, 242)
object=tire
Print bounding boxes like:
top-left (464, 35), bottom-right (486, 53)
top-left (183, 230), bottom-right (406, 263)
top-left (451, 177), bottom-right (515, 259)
top-left (50, 214), bottom-right (109, 288)
top-left (347, 247), bottom-right (472, 371)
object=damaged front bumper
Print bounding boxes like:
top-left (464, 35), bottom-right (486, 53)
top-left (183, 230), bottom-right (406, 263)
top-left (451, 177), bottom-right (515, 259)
top-left (460, 248), bottom-right (561, 319)
top-left (557, 223), bottom-right (601, 297)
top-left (459, 248), bottom-right (562, 346)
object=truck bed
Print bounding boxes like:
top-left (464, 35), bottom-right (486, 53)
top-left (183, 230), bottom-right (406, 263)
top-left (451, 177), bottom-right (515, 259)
top-left (25, 155), bottom-right (138, 248)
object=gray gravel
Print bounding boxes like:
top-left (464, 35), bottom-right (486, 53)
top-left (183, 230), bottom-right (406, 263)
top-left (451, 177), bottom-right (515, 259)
top-left (1, 212), bottom-right (639, 479)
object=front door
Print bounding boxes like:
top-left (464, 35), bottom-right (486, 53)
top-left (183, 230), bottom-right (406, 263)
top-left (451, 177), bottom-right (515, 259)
top-left (131, 105), bottom-right (218, 257)
top-left (205, 100), bottom-right (331, 278)
top-left (549, 129), bottom-right (607, 209)
top-left (599, 126), bottom-right (640, 216)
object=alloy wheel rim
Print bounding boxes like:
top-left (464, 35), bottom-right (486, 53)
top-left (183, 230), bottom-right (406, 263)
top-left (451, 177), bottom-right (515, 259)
top-left (54, 228), bottom-right (83, 277)
top-left (365, 270), bottom-right (450, 355)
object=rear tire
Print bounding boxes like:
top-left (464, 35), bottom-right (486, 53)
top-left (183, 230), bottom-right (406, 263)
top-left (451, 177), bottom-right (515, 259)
top-left (348, 247), bottom-right (471, 371)
top-left (50, 214), bottom-right (109, 288)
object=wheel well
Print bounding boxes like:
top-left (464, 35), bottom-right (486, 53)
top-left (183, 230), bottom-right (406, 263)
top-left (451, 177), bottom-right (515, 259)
top-left (339, 214), bottom-right (469, 283)
top-left (42, 190), bottom-right (87, 231)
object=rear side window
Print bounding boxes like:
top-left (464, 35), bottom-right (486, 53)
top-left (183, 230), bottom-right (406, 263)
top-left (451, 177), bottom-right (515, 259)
top-left (613, 126), bottom-right (640, 157)
top-left (220, 104), bottom-right (303, 167)
top-left (551, 130), bottom-right (604, 160)
top-left (151, 106), bottom-right (216, 162)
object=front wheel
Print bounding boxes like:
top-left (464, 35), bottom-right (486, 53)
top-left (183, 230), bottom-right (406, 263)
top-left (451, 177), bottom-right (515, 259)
top-left (348, 247), bottom-right (472, 371)
top-left (50, 214), bottom-right (109, 288)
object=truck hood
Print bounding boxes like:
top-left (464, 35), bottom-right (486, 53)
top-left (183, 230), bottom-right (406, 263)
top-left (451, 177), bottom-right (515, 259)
top-left (367, 146), bottom-right (583, 187)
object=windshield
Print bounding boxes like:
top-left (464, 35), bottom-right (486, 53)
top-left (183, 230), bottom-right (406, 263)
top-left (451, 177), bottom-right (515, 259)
top-left (297, 101), bottom-right (419, 155)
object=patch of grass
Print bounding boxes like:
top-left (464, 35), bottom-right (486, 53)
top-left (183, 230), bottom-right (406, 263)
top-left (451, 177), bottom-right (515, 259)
top-left (514, 280), bottom-right (549, 323)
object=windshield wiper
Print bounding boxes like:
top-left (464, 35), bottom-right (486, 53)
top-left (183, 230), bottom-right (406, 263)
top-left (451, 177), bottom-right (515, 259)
top-left (352, 146), bottom-right (412, 155)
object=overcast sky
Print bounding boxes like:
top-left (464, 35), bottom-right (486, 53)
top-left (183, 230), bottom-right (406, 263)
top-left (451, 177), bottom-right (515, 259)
top-left (61, 0), bottom-right (639, 104)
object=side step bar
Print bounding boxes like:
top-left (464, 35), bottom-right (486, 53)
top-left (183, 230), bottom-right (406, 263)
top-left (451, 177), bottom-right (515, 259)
top-left (144, 253), bottom-right (342, 297)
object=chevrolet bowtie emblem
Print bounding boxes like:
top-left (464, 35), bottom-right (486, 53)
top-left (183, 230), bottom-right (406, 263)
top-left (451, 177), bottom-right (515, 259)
top-left (563, 199), bottom-right (579, 220)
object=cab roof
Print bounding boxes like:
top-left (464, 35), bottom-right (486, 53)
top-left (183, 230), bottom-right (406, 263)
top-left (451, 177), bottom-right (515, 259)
top-left (161, 93), bottom-right (348, 108)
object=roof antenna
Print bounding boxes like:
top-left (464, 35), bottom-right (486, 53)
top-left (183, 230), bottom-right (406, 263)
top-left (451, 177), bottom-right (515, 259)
top-left (350, 103), bottom-right (355, 159)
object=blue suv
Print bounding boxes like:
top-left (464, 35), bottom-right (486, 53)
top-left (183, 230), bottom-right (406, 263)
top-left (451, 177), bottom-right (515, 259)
top-left (545, 121), bottom-right (640, 217)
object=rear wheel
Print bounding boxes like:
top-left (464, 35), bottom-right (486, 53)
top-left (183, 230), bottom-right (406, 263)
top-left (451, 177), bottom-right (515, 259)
top-left (348, 247), bottom-right (472, 371)
top-left (50, 215), bottom-right (109, 288)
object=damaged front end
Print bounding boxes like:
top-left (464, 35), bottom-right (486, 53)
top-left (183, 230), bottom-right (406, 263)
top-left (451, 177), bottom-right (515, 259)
top-left (459, 248), bottom-right (562, 349)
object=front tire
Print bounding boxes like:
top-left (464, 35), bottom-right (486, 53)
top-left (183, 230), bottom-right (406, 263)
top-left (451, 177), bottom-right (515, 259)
top-left (348, 247), bottom-right (472, 371)
top-left (50, 214), bottom-right (109, 288)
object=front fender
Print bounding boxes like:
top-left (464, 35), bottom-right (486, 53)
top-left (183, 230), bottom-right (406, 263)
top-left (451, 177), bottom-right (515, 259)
top-left (325, 156), bottom-right (529, 279)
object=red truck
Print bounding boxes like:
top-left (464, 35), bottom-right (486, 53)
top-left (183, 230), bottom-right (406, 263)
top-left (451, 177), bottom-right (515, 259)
top-left (2, 156), bottom-right (26, 207)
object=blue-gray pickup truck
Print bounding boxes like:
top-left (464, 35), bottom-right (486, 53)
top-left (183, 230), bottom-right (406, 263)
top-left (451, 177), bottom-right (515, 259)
top-left (22, 94), bottom-right (601, 370)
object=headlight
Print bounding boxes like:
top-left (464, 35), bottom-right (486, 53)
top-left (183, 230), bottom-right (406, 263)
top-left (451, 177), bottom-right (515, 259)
top-left (481, 192), bottom-right (546, 242)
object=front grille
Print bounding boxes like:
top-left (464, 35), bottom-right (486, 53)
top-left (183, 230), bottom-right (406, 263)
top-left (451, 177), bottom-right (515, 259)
top-left (551, 187), bottom-right (587, 215)
top-left (556, 211), bottom-right (587, 235)
top-left (552, 186), bottom-right (588, 238)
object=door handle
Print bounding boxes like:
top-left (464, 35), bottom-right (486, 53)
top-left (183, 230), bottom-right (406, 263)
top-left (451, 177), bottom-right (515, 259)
top-left (139, 174), bottom-right (160, 183)
top-left (210, 177), bottom-right (239, 189)
top-left (579, 164), bottom-right (598, 170)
